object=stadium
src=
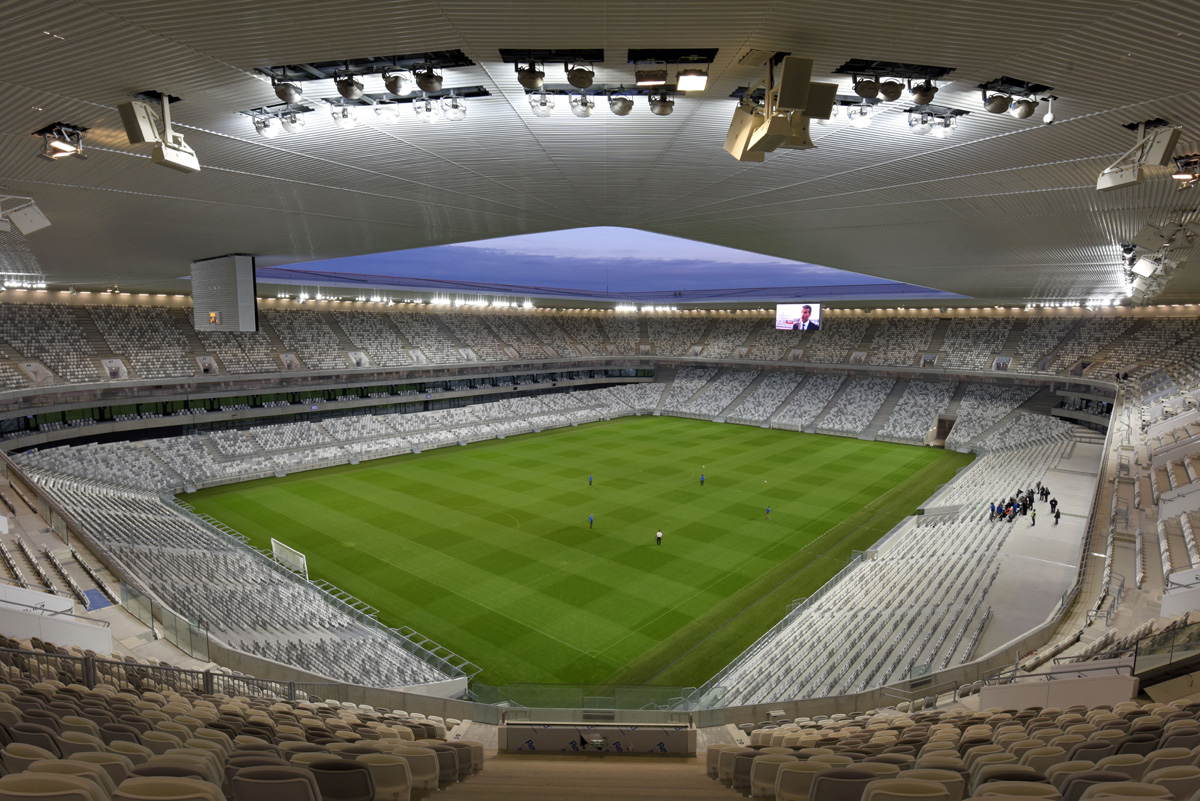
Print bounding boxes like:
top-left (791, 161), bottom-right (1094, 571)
top-left (0, 0), bottom-right (1196, 798)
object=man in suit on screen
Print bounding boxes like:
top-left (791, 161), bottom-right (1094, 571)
top-left (791, 305), bottom-right (819, 331)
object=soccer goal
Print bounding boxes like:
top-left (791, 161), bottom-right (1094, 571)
top-left (270, 538), bottom-right (309, 580)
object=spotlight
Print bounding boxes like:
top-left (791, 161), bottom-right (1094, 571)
top-left (253, 116), bottom-right (282, 138)
top-left (280, 110), bottom-right (306, 133)
top-left (983, 92), bottom-right (1011, 113)
top-left (517, 62), bottom-right (545, 90)
top-left (35, 124), bottom-right (87, 161)
top-left (847, 105), bottom-right (873, 128)
top-left (383, 70), bottom-right (413, 97)
top-left (330, 104), bottom-right (358, 130)
top-left (676, 68), bottom-right (709, 92)
top-left (817, 105), bottom-right (840, 126)
top-left (335, 75), bottom-right (364, 101)
top-left (414, 66), bottom-right (443, 93)
top-left (1009, 97), bottom-right (1038, 119)
top-left (879, 80), bottom-right (903, 102)
top-left (374, 104), bottom-right (400, 124)
top-left (273, 78), bottom-right (302, 104)
top-left (570, 93), bottom-right (595, 118)
top-left (910, 81), bottom-right (937, 105)
top-left (853, 78), bottom-right (879, 99)
top-left (529, 91), bottom-right (555, 117)
top-left (648, 92), bottom-right (674, 116)
top-left (635, 65), bottom-right (667, 86)
top-left (908, 113), bottom-right (932, 135)
top-left (441, 95), bottom-right (467, 121)
top-left (414, 97), bottom-right (443, 124)
top-left (608, 94), bottom-right (634, 116)
top-left (566, 64), bottom-right (595, 90)
top-left (930, 117), bottom-right (956, 138)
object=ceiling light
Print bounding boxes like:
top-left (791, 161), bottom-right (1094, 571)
top-left (1009, 98), bottom-right (1038, 119)
top-left (529, 91), bottom-right (554, 117)
top-left (1042, 96), bottom-right (1056, 125)
top-left (853, 79), bottom-right (879, 99)
top-left (517, 63), bottom-right (545, 90)
top-left (253, 116), bottom-right (282, 138)
top-left (676, 68), bottom-right (708, 92)
top-left (35, 124), bottom-right (86, 161)
top-left (441, 95), bottom-right (467, 121)
top-left (414, 97), bottom-right (443, 124)
top-left (635, 66), bottom-right (668, 86)
top-left (280, 110), bottom-right (306, 133)
top-left (330, 104), bottom-right (358, 130)
top-left (566, 64), bottom-right (595, 90)
top-left (570, 93), bottom-right (595, 118)
top-left (335, 75), bottom-right (364, 101)
top-left (983, 93), bottom-right (1011, 113)
top-left (608, 94), bottom-right (634, 116)
top-left (879, 80), bottom-right (903, 102)
top-left (383, 70), bottom-right (413, 97)
top-left (910, 81), bottom-right (937, 105)
top-left (909, 114), bottom-right (932, 135)
top-left (414, 66), bottom-right (443, 93)
top-left (847, 105), bottom-right (873, 128)
top-left (648, 92), bottom-right (674, 116)
top-left (374, 104), bottom-right (400, 124)
top-left (273, 79), bottom-right (302, 104)
top-left (930, 117), bottom-right (956, 138)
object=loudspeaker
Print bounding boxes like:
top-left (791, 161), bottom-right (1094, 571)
top-left (801, 83), bottom-right (838, 120)
top-left (1097, 165), bottom-right (1142, 192)
top-left (747, 114), bottom-right (795, 153)
top-left (117, 100), bottom-right (161, 145)
top-left (777, 115), bottom-right (815, 150)
top-left (7, 204), bottom-right (51, 235)
top-left (191, 255), bottom-right (258, 332)
top-left (724, 103), bottom-right (766, 162)
top-left (1145, 126), bottom-right (1182, 167)
top-left (774, 56), bottom-right (813, 112)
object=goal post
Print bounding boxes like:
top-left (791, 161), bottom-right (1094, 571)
top-left (270, 538), bottom-right (309, 580)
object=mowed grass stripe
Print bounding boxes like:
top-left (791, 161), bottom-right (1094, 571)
top-left (188, 417), bottom-right (972, 685)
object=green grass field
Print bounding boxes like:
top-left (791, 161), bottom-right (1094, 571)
top-left (187, 417), bottom-right (973, 688)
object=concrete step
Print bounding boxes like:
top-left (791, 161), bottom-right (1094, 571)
top-left (719, 369), bottom-right (770, 418)
top-left (927, 316), bottom-right (953, 354)
top-left (806, 374), bottom-right (854, 433)
top-left (997, 317), bottom-right (1028, 356)
top-left (861, 379), bottom-right (912, 439)
top-left (767, 374), bottom-right (813, 425)
top-left (168, 307), bottom-right (210, 356)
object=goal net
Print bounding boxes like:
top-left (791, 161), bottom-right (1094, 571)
top-left (270, 538), bottom-right (308, 580)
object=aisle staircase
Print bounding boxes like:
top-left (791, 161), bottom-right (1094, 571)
top-left (440, 756), bottom-right (727, 801)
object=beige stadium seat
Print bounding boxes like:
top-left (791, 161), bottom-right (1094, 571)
top-left (1096, 753), bottom-right (1148, 779)
top-left (858, 764), bottom-right (903, 780)
top-left (1145, 749), bottom-right (1194, 773)
top-left (807, 768), bottom-right (877, 801)
top-left (898, 769), bottom-right (966, 801)
top-left (1076, 781), bottom-right (1172, 800)
top-left (861, 779), bottom-right (952, 801)
top-left (59, 734), bottom-right (107, 759)
top-left (27, 759), bottom-right (118, 796)
top-left (751, 754), bottom-right (800, 798)
top-left (389, 748), bottom-right (439, 796)
top-left (453, 740), bottom-right (484, 774)
top-left (777, 761), bottom-right (827, 801)
top-left (355, 754), bottom-right (412, 801)
top-left (0, 773), bottom-right (109, 801)
top-left (112, 776), bottom-right (223, 801)
top-left (973, 781), bottom-right (1061, 798)
top-left (1144, 765), bottom-right (1200, 801)
top-left (108, 743), bottom-right (153, 767)
top-left (70, 752), bottom-right (135, 787)
top-left (3, 743), bottom-right (59, 774)
top-left (1019, 747), bottom-right (1068, 774)
top-left (707, 744), bottom-right (738, 780)
top-left (229, 767), bottom-right (321, 801)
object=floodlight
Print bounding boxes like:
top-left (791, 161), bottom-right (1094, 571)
top-left (529, 91), bottom-right (555, 117)
top-left (374, 104), bottom-right (400, 124)
top-left (853, 79), bottom-right (879, 99)
top-left (635, 66), bottom-right (667, 86)
top-left (910, 81), bottom-right (937, 105)
top-left (983, 93), bottom-right (1011, 113)
top-left (335, 75), bottom-right (364, 101)
top-left (570, 93), bottom-right (595, 118)
top-left (566, 65), bottom-right (595, 90)
top-left (254, 116), bottom-right (281, 138)
top-left (35, 124), bottom-right (86, 161)
top-left (414, 66), bottom-right (443, 93)
top-left (273, 79), bottom-right (302, 103)
top-left (330, 104), bottom-right (358, 129)
top-left (648, 92), bottom-right (674, 116)
top-left (930, 117), bottom-right (956, 138)
top-left (909, 114), bottom-right (932, 135)
top-left (414, 97), bottom-right (442, 124)
top-left (1042, 96), bottom-right (1055, 125)
top-left (1009, 98), bottom-right (1038, 119)
top-left (676, 68), bottom-right (708, 92)
top-left (383, 70), bottom-right (413, 96)
top-left (608, 94), bottom-right (634, 116)
top-left (280, 110), bottom-right (306, 133)
top-left (441, 95), bottom-right (467, 121)
top-left (879, 80), bottom-right (903, 101)
top-left (517, 63), bottom-right (545, 90)
top-left (847, 105), bottom-right (873, 128)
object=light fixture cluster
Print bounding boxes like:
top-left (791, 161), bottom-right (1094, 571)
top-left (978, 77), bottom-right (1055, 124)
top-left (526, 87), bottom-right (670, 117)
top-left (1173, 155), bottom-right (1200, 190)
top-left (906, 107), bottom-right (967, 139)
top-left (33, 123), bottom-right (88, 161)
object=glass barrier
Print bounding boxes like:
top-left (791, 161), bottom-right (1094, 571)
top-left (1134, 620), bottom-right (1200, 675)
top-left (120, 582), bottom-right (209, 662)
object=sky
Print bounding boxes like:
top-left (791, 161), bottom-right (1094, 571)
top-left (267, 227), bottom-right (960, 299)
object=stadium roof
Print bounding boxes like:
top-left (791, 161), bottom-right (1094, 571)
top-left (1, 0), bottom-right (1198, 305)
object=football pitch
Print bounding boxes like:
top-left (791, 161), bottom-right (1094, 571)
top-left (187, 416), bottom-right (973, 687)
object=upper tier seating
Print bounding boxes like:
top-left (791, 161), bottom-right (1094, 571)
top-left (0, 303), bottom-right (97, 383)
top-left (648, 318), bottom-right (708, 356)
top-left (600, 317), bottom-right (640, 355)
top-left (90, 306), bottom-right (197, 380)
top-left (1047, 318), bottom-right (1135, 372)
top-left (701, 319), bottom-right (758, 358)
top-left (773, 375), bottom-right (846, 429)
top-left (196, 329), bottom-right (280, 374)
top-left (744, 321), bottom-right (798, 361)
top-left (941, 318), bottom-right (1013, 371)
top-left (806, 318), bottom-right (870, 364)
top-left (330, 311), bottom-right (414, 368)
top-left (816, 377), bottom-right (896, 434)
top-left (869, 319), bottom-right (937, 367)
top-left (944, 385), bottom-right (1038, 448)
top-left (261, 310), bottom-right (347, 371)
top-left (1013, 318), bottom-right (1078, 373)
